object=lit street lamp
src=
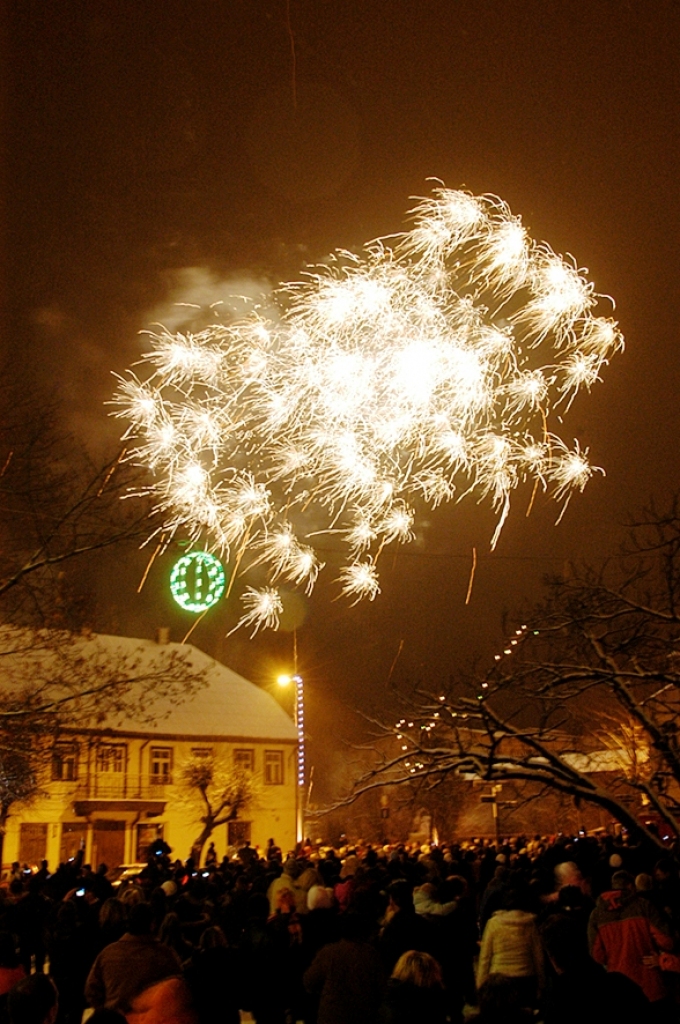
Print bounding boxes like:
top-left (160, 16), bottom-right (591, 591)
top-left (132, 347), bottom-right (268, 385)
top-left (277, 673), bottom-right (305, 844)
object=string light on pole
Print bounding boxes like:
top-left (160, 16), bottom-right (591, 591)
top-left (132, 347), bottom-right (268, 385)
top-left (278, 673), bottom-right (305, 843)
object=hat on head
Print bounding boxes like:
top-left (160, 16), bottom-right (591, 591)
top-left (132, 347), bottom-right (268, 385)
top-left (340, 855), bottom-right (358, 879)
top-left (307, 884), bottom-right (333, 910)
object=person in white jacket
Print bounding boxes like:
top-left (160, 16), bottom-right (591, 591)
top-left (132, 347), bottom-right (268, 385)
top-left (413, 883), bottom-right (458, 916)
top-left (476, 889), bottom-right (544, 1006)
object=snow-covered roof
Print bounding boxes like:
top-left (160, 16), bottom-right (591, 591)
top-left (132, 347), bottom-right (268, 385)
top-left (0, 628), bottom-right (297, 743)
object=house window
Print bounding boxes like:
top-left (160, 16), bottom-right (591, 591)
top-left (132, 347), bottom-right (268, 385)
top-left (233, 749), bottom-right (255, 772)
top-left (96, 744), bottom-right (126, 774)
top-left (150, 747), bottom-right (173, 786)
top-left (191, 747), bottom-right (213, 759)
top-left (52, 742), bottom-right (78, 781)
top-left (264, 750), bottom-right (284, 785)
top-left (228, 820), bottom-right (251, 847)
top-left (94, 744), bottom-right (126, 798)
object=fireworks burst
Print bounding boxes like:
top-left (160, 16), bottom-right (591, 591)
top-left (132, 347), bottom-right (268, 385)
top-left (114, 188), bottom-right (623, 632)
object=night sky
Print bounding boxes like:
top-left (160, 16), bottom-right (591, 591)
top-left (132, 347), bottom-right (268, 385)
top-left (6, 1), bottom-right (680, 801)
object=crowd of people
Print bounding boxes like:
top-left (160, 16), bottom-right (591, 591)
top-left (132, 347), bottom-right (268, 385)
top-left (0, 831), bottom-right (678, 1024)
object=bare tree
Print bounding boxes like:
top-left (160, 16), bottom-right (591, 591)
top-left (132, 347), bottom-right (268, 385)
top-left (0, 381), bottom-right (207, 859)
top-left (179, 752), bottom-right (257, 864)
top-left (0, 745), bottom-right (40, 868)
top-left (0, 377), bottom-right (151, 627)
top-left (348, 498), bottom-right (680, 851)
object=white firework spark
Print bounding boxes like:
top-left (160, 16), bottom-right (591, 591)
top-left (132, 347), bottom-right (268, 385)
top-left (113, 187), bottom-right (623, 633)
top-left (338, 562), bottom-right (381, 605)
top-left (233, 587), bottom-right (284, 637)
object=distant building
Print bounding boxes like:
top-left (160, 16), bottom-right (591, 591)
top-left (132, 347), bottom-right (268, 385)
top-left (0, 633), bottom-right (297, 869)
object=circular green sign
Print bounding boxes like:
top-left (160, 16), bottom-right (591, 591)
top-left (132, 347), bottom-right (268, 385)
top-left (170, 551), bottom-right (226, 613)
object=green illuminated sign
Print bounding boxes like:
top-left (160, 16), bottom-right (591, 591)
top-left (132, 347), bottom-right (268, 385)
top-left (169, 551), bottom-right (226, 613)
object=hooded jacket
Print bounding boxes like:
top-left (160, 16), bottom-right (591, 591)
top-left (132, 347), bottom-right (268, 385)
top-left (477, 909), bottom-right (544, 990)
top-left (587, 887), bottom-right (672, 1003)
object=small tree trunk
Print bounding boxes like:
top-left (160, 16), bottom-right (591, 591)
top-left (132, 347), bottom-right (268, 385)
top-left (191, 820), bottom-right (214, 865)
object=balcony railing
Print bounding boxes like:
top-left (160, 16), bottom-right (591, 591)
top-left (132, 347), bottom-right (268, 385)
top-left (74, 774), bottom-right (173, 801)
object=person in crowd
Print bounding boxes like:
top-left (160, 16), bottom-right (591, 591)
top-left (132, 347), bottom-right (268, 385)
top-left (468, 974), bottom-right (534, 1024)
top-left (476, 887), bottom-right (544, 1007)
top-left (90, 866), bottom-right (114, 903)
top-left (46, 900), bottom-right (95, 1024)
top-left (549, 861), bottom-right (590, 903)
top-left (157, 912), bottom-right (194, 964)
top-left (413, 882), bottom-right (457, 917)
top-left (332, 856), bottom-right (358, 913)
top-left (146, 889), bottom-right (168, 939)
top-left (171, 880), bottom-right (210, 946)
top-left (635, 872), bottom-right (654, 896)
top-left (540, 880), bottom-right (594, 937)
top-left (5, 831), bottom-right (680, 1024)
top-left (117, 885), bottom-right (143, 910)
top-left (237, 842), bottom-right (257, 869)
top-left (240, 893), bottom-right (288, 1024)
top-left (303, 912), bottom-right (385, 1024)
top-left (84, 902), bottom-right (182, 1015)
top-left (267, 860), bottom-right (300, 916)
top-left (478, 865), bottom-right (510, 933)
top-left (266, 887), bottom-right (305, 1021)
top-left (11, 878), bottom-right (51, 975)
top-left (7, 975), bottom-right (58, 1024)
top-left (379, 880), bottom-right (435, 973)
top-left (0, 932), bottom-right (25, 996)
top-left (378, 949), bottom-right (447, 1024)
top-left (33, 864), bottom-right (50, 888)
top-left (542, 914), bottom-right (650, 1024)
top-left (434, 875), bottom-right (477, 1024)
top-left (96, 899), bottom-right (127, 951)
top-left (87, 1011), bottom-right (127, 1024)
top-left (652, 858), bottom-right (680, 932)
top-left (124, 978), bottom-right (197, 1024)
top-left (265, 839), bottom-right (282, 864)
top-left (294, 864), bottom-right (322, 916)
top-left (183, 925), bottom-right (240, 1024)
top-left (302, 884), bottom-right (339, 972)
top-left (588, 868), bottom-right (673, 1007)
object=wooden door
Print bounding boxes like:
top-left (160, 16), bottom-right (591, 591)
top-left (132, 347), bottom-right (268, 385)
top-left (60, 822), bottom-right (85, 864)
top-left (92, 820), bottom-right (125, 869)
top-left (19, 823), bottom-right (47, 867)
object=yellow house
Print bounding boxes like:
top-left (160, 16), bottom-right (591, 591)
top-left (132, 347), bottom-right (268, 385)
top-left (2, 633), bottom-right (298, 870)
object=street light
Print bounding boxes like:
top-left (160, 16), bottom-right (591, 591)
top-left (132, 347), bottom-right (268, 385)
top-left (277, 673), bottom-right (304, 844)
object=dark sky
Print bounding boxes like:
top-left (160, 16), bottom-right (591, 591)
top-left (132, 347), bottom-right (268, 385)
top-left (6, 1), bottom-right (680, 798)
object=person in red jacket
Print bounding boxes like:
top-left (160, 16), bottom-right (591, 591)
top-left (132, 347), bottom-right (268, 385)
top-left (587, 869), bottom-right (673, 1005)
